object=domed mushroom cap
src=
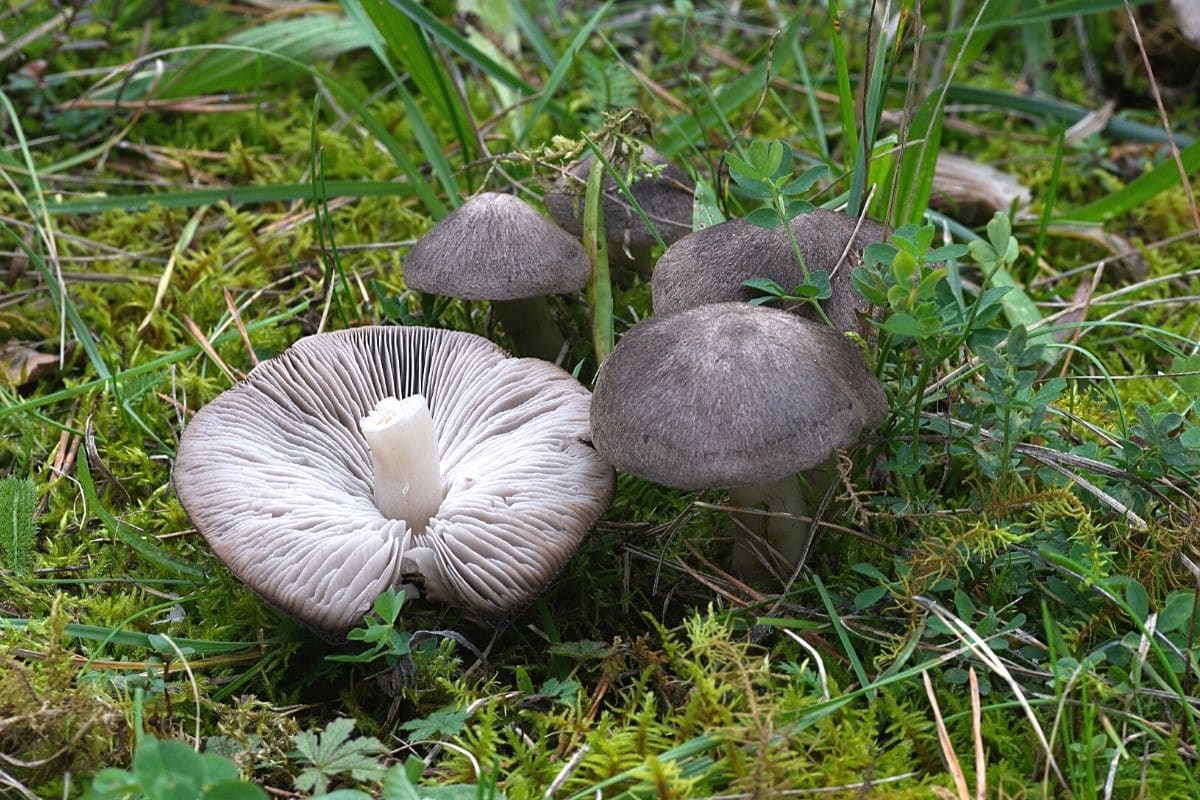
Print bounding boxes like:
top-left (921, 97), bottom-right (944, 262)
top-left (544, 146), bottom-right (694, 248)
top-left (651, 210), bottom-right (885, 335)
top-left (404, 192), bottom-right (590, 300)
top-left (174, 326), bottom-right (615, 635)
top-left (591, 303), bottom-right (887, 490)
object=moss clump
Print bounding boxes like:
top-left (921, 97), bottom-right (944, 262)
top-left (0, 598), bottom-right (129, 797)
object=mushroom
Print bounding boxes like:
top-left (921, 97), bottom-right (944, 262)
top-left (651, 209), bottom-right (885, 336)
top-left (173, 325), bottom-right (615, 636)
top-left (403, 192), bottom-right (590, 362)
top-left (590, 302), bottom-right (887, 579)
top-left (544, 145), bottom-right (694, 276)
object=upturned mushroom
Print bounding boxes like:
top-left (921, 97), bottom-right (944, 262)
top-left (651, 209), bottom-right (885, 336)
top-left (403, 192), bottom-right (590, 362)
top-left (173, 325), bottom-right (615, 636)
top-left (544, 145), bottom-right (694, 275)
top-left (590, 302), bottom-right (887, 579)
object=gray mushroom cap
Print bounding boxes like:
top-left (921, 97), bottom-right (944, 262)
top-left (651, 210), bottom-right (885, 335)
top-left (174, 326), bottom-right (615, 635)
top-left (590, 302), bottom-right (887, 490)
top-left (403, 192), bottom-right (590, 300)
top-left (544, 146), bottom-right (694, 248)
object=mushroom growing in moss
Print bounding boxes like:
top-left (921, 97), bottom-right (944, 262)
top-left (174, 326), bottom-right (615, 636)
top-left (403, 192), bottom-right (591, 362)
top-left (590, 302), bottom-right (887, 579)
top-left (652, 209), bottom-right (885, 336)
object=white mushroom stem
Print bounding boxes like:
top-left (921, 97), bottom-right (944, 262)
top-left (728, 466), bottom-right (835, 582)
top-left (360, 395), bottom-right (443, 532)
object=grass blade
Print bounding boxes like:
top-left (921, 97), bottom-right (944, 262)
top-left (825, 0), bottom-right (858, 167)
top-left (0, 617), bottom-right (297, 654)
top-left (157, 15), bottom-right (371, 98)
top-left (893, 87), bottom-right (946, 226)
top-left (1031, 127), bottom-right (1065, 280)
top-left (518, 0), bottom-right (613, 146)
top-left (352, 0), bottom-right (476, 172)
top-left (938, 84), bottom-right (1193, 146)
top-left (77, 454), bottom-right (205, 580)
top-left (813, 574), bottom-right (871, 695)
top-left (384, 0), bottom-right (534, 93)
top-left (1062, 138), bottom-right (1200, 223)
top-left (42, 180), bottom-right (415, 216)
top-left (583, 156), bottom-right (613, 366)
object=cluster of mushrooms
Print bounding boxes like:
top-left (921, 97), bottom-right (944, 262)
top-left (172, 143), bottom-right (889, 638)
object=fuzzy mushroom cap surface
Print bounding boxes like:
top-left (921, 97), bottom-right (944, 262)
top-left (174, 326), bottom-right (614, 635)
top-left (403, 192), bottom-right (590, 300)
top-left (590, 303), bottom-right (887, 490)
top-left (651, 210), bottom-right (885, 335)
top-left (544, 146), bottom-right (694, 248)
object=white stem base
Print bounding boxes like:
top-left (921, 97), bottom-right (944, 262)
top-left (728, 466), bottom-right (834, 584)
top-left (360, 395), bottom-right (443, 532)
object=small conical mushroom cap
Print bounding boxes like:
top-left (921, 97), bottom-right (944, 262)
top-left (174, 326), bottom-right (614, 635)
top-left (591, 303), bottom-right (887, 490)
top-left (651, 210), bottom-right (885, 335)
top-left (404, 192), bottom-right (590, 300)
top-left (544, 146), bottom-right (694, 248)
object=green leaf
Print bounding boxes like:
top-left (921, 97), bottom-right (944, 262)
top-left (0, 477), bottom-right (37, 576)
top-left (851, 267), bottom-right (888, 306)
top-left (891, 250), bottom-right (918, 289)
top-left (743, 139), bottom-right (789, 179)
top-left (854, 585), bottom-right (889, 610)
top-left (1125, 580), bottom-right (1150, 624)
top-left (783, 199), bottom-right (815, 219)
top-left (864, 242), bottom-right (897, 269)
top-left (880, 312), bottom-right (925, 338)
top-left (88, 768), bottom-right (143, 797)
top-left (782, 164), bottom-right (830, 196)
top-left (744, 207), bottom-right (782, 229)
top-left (537, 677), bottom-right (582, 704)
top-left (726, 153), bottom-right (773, 199)
top-left (801, 270), bottom-right (832, 301)
top-left (293, 718), bottom-right (387, 796)
top-left (891, 88), bottom-right (946, 225)
top-left (373, 589), bottom-right (405, 625)
top-left (41, 180), bottom-right (415, 216)
top-left (968, 239), bottom-right (998, 264)
top-left (1181, 426), bottom-right (1200, 449)
top-left (353, 0), bottom-right (474, 166)
top-left (204, 780), bottom-right (267, 800)
top-left (742, 277), bottom-right (787, 297)
top-left (398, 706), bottom-right (470, 741)
top-left (1159, 591), bottom-right (1198, 633)
top-left (381, 763), bottom-right (423, 800)
top-left (927, 243), bottom-right (969, 262)
top-left (134, 739), bottom-right (206, 799)
top-left (692, 177), bottom-right (723, 229)
top-left (1171, 355), bottom-right (1200, 396)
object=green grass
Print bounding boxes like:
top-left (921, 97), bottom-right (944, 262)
top-left (2, 1), bottom-right (1200, 798)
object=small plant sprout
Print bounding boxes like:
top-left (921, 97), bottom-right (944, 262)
top-left (725, 139), bottom-right (832, 324)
